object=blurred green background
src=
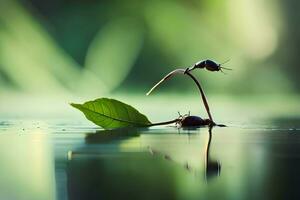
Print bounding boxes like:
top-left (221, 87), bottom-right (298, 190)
top-left (0, 0), bottom-right (299, 118)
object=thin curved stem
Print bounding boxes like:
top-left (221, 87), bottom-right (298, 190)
top-left (148, 118), bottom-right (180, 127)
top-left (184, 71), bottom-right (214, 123)
top-left (146, 69), bottom-right (186, 96)
top-left (146, 68), bottom-right (214, 123)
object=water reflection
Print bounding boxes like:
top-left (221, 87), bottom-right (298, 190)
top-left (64, 126), bottom-right (223, 200)
top-left (84, 127), bottom-right (140, 144)
top-left (205, 127), bottom-right (221, 182)
top-left (148, 126), bottom-right (221, 182)
top-left (66, 128), bottom-right (178, 200)
top-left (3, 115), bottom-right (300, 200)
top-left (0, 130), bottom-right (56, 200)
top-left (2, 119), bottom-right (298, 199)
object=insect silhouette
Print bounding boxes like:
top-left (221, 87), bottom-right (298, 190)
top-left (147, 112), bottom-right (212, 127)
top-left (176, 112), bottom-right (211, 127)
top-left (186, 59), bottom-right (232, 74)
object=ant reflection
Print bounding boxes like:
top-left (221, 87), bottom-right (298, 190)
top-left (148, 126), bottom-right (221, 182)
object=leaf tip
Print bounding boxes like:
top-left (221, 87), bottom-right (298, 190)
top-left (70, 103), bottom-right (80, 109)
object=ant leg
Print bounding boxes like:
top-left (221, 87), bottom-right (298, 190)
top-left (177, 111), bottom-right (182, 117)
top-left (220, 68), bottom-right (227, 75)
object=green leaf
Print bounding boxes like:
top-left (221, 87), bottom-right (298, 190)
top-left (70, 98), bottom-right (151, 129)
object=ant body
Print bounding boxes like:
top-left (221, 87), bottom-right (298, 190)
top-left (186, 59), bottom-right (231, 73)
top-left (149, 111), bottom-right (226, 127)
top-left (175, 112), bottom-right (212, 127)
top-left (148, 113), bottom-right (212, 127)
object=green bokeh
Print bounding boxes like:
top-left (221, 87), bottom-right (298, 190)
top-left (0, 0), bottom-right (299, 97)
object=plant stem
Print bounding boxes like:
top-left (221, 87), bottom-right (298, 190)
top-left (146, 68), bottom-right (214, 124)
top-left (184, 71), bottom-right (214, 123)
top-left (148, 118), bottom-right (180, 127)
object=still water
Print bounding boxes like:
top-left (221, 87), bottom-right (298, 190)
top-left (0, 119), bottom-right (300, 200)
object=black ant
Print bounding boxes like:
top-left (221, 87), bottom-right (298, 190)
top-left (149, 112), bottom-right (225, 127)
top-left (176, 112), bottom-right (225, 127)
top-left (186, 59), bottom-right (232, 74)
top-left (175, 112), bottom-right (212, 127)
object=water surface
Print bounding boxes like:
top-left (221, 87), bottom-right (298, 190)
top-left (0, 118), bottom-right (300, 200)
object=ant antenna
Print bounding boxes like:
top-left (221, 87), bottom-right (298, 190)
top-left (219, 59), bottom-right (232, 73)
top-left (220, 66), bottom-right (232, 70)
top-left (178, 111), bottom-right (183, 118)
top-left (220, 59), bottom-right (230, 65)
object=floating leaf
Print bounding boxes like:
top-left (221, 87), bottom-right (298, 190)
top-left (71, 98), bottom-right (151, 129)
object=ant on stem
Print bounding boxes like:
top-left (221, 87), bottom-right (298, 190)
top-left (186, 59), bottom-right (232, 74)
